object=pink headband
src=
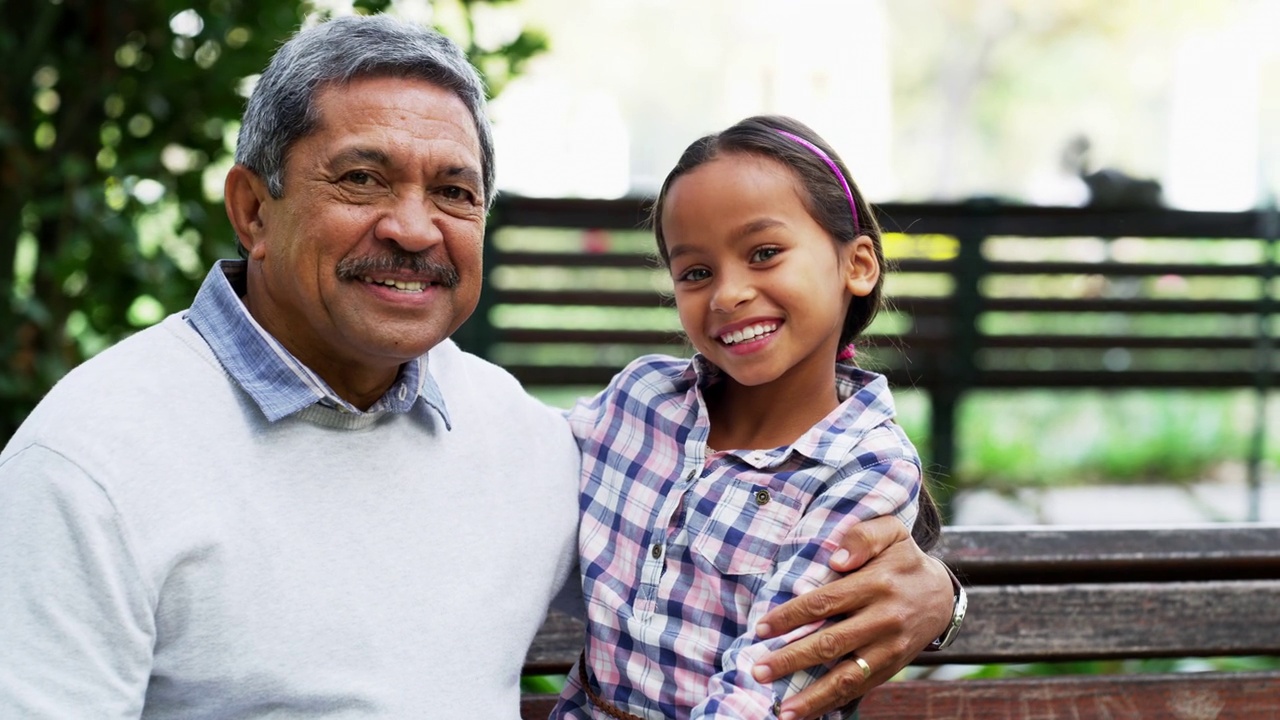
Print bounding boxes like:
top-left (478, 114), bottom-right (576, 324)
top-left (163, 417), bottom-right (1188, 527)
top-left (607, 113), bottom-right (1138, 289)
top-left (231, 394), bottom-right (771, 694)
top-left (774, 129), bottom-right (860, 235)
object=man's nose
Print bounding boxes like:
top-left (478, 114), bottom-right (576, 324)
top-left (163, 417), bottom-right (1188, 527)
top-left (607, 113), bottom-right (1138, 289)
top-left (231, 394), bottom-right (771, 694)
top-left (375, 193), bottom-right (445, 253)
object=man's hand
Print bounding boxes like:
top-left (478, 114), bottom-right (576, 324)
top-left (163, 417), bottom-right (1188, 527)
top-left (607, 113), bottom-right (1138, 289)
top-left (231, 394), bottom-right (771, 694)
top-left (751, 516), bottom-right (953, 720)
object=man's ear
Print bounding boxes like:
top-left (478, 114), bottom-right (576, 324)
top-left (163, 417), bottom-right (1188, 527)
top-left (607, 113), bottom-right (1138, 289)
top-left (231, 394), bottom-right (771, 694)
top-left (225, 165), bottom-right (272, 260)
top-left (843, 234), bottom-right (881, 297)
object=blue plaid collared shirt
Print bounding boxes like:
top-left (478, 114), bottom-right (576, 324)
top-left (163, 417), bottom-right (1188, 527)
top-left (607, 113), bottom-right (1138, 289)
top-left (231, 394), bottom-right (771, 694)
top-left (184, 260), bottom-right (448, 425)
top-left (553, 354), bottom-right (921, 719)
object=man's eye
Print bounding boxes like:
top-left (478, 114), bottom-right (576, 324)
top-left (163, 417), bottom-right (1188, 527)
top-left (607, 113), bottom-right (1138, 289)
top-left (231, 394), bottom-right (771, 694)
top-left (441, 186), bottom-right (475, 203)
top-left (343, 171), bottom-right (373, 185)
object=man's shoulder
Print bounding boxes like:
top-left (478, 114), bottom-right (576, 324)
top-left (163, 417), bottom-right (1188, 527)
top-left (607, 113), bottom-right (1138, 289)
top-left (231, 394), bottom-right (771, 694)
top-left (48, 314), bottom-right (213, 393)
top-left (426, 338), bottom-right (545, 410)
top-left (423, 341), bottom-right (580, 482)
top-left (426, 338), bottom-right (519, 387)
top-left (5, 314), bottom-right (225, 451)
top-left (426, 339), bottom-right (569, 426)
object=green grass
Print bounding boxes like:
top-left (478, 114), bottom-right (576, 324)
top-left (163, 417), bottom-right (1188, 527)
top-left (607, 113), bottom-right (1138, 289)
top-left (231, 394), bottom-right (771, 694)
top-left (948, 389), bottom-right (1266, 490)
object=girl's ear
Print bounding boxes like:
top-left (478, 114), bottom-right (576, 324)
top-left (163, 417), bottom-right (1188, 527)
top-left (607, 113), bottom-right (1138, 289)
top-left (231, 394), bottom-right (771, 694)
top-left (843, 234), bottom-right (881, 297)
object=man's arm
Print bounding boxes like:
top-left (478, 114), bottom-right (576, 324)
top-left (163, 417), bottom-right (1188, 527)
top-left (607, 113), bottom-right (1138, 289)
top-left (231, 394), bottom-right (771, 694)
top-left (0, 445), bottom-right (154, 717)
top-left (751, 516), bottom-right (955, 720)
top-left (689, 457), bottom-right (921, 719)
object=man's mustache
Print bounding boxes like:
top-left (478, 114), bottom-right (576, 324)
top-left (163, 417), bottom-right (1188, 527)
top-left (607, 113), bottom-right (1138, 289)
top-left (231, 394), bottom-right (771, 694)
top-left (335, 251), bottom-right (460, 288)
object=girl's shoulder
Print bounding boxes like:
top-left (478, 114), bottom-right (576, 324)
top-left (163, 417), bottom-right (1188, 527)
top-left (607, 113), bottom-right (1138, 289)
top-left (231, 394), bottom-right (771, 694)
top-left (612, 353), bottom-right (696, 389)
top-left (564, 354), bottom-right (696, 439)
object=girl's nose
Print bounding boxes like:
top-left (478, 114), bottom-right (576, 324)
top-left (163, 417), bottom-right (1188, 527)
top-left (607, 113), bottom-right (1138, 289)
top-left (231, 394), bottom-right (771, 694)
top-left (710, 272), bottom-right (755, 313)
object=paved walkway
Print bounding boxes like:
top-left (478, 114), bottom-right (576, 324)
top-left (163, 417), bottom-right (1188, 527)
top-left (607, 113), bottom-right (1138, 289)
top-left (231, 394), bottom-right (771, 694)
top-left (951, 465), bottom-right (1280, 525)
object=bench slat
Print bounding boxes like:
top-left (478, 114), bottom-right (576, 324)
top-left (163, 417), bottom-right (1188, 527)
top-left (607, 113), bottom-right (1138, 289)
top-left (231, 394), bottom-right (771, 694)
top-left (491, 251), bottom-right (1271, 280)
top-left (490, 197), bottom-right (1267, 239)
top-left (520, 672), bottom-right (1280, 720)
top-left (503, 365), bottom-right (1271, 390)
top-left (491, 290), bottom-right (1269, 316)
top-left (524, 611), bottom-right (585, 676)
top-left (938, 524), bottom-right (1280, 583)
top-left (493, 251), bottom-right (657, 269)
top-left (520, 695), bottom-right (559, 720)
top-left (495, 289), bottom-right (669, 308)
top-left (937, 580), bottom-right (1280, 664)
top-left (491, 251), bottom-right (1273, 281)
top-left (916, 259), bottom-right (1273, 278)
top-left (963, 370), bottom-right (1273, 389)
top-left (857, 671), bottom-right (1280, 720)
top-left (493, 329), bottom-right (1262, 351)
top-left (523, 580), bottom-right (1280, 673)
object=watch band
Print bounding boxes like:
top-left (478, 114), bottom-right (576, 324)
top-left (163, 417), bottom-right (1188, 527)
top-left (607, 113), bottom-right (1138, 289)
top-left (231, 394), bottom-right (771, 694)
top-left (923, 560), bottom-right (967, 651)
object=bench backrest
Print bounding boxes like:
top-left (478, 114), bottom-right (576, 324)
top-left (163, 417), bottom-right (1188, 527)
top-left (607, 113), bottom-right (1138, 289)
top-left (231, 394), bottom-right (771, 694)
top-left (520, 524), bottom-right (1280, 719)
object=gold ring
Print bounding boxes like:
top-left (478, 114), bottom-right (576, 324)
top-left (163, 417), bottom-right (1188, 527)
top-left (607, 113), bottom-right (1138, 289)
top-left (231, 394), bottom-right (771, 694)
top-left (854, 655), bottom-right (871, 681)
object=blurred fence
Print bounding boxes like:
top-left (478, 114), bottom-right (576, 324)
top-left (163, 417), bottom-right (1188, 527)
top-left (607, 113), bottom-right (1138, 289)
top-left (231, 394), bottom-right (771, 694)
top-left (454, 198), bottom-right (1279, 514)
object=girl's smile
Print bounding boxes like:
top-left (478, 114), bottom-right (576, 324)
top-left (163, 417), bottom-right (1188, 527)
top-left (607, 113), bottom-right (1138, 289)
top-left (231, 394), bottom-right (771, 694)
top-left (714, 318), bottom-right (782, 354)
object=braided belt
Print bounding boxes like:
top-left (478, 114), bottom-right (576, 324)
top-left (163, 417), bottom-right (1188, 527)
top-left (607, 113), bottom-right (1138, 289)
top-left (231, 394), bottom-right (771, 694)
top-left (578, 651), bottom-right (646, 720)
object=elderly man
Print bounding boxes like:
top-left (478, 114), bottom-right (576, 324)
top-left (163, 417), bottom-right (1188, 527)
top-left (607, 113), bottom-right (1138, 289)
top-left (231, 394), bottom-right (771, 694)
top-left (0, 14), bottom-right (957, 719)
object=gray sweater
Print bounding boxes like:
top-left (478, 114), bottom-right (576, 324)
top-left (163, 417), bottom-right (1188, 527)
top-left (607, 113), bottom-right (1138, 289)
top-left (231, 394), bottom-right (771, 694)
top-left (0, 315), bottom-right (581, 718)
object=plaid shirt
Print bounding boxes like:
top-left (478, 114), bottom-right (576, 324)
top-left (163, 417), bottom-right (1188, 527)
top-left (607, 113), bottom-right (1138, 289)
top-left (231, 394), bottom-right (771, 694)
top-left (184, 260), bottom-right (447, 424)
top-left (553, 355), bottom-right (921, 720)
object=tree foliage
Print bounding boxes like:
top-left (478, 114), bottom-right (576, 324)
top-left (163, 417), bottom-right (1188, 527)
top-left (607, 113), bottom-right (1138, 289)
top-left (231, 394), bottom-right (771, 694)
top-left (0, 0), bottom-right (545, 442)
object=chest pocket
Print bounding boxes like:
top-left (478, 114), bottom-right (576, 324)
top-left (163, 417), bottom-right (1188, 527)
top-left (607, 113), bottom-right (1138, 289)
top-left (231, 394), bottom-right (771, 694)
top-left (692, 478), bottom-right (804, 576)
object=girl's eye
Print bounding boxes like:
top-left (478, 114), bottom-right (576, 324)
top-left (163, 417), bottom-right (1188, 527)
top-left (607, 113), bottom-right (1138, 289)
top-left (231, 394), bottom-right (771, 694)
top-left (750, 247), bottom-right (781, 263)
top-left (678, 267), bottom-right (710, 283)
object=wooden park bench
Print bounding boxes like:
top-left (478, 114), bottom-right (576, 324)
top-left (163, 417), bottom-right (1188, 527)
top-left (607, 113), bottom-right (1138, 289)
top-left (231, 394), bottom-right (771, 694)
top-left (454, 198), bottom-right (1280, 495)
top-left (467, 198), bottom-right (1280, 715)
top-left (519, 523), bottom-right (1280, 719)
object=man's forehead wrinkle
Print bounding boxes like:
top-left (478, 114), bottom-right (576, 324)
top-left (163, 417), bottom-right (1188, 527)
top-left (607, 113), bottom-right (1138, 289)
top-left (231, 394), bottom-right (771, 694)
top-left (327, 146), bottom-right (393, 167)
top-left (319, 145), bottom-right (480, 182)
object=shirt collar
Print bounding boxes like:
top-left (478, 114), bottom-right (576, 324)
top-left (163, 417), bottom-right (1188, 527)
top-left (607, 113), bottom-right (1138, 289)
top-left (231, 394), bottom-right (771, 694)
top-left (687, 353), bottom-right (898, 467)
top-left (184, 259), bottom-right (450, 427)
top-left (795, 363), bottom-right (899, 467)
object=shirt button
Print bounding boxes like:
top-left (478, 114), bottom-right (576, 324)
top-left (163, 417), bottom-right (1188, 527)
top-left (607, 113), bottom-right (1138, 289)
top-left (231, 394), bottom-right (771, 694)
top-left (755, 489), bottom-right (771, 506)
top-left (651, 543), bottom-right (663, 559)
top-left (772, 699), bottom-right (782, 715)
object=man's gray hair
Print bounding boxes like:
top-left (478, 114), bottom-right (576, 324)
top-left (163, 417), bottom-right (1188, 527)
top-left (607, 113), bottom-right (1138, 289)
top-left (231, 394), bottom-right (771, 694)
top-left (235, 14), bottom-right (496, 209)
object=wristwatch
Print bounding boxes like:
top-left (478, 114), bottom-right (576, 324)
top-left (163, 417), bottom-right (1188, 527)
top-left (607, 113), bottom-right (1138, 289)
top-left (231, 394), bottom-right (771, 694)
top-left (924, 562), bottom-right (967, 651)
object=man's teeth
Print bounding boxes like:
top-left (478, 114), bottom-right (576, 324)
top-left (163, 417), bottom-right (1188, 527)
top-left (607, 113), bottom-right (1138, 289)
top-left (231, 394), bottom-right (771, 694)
top-left (720, 322), bottom-right (778, 345)
top-left (362, 276), bottom-right (428, 292)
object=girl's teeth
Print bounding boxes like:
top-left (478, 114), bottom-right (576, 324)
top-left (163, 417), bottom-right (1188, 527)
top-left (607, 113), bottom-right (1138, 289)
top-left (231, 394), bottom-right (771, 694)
top-left (720, 323), bottom-right (777, 345)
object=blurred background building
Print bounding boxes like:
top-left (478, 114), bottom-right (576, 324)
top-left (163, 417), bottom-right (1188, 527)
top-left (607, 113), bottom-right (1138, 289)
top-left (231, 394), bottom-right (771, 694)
top-left (451, 0), bottom-right (1277, 209)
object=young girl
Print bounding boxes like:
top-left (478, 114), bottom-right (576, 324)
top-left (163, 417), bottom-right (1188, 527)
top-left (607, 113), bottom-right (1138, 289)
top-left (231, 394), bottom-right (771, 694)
top-left (553, 116), bottom-right (939, 720)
